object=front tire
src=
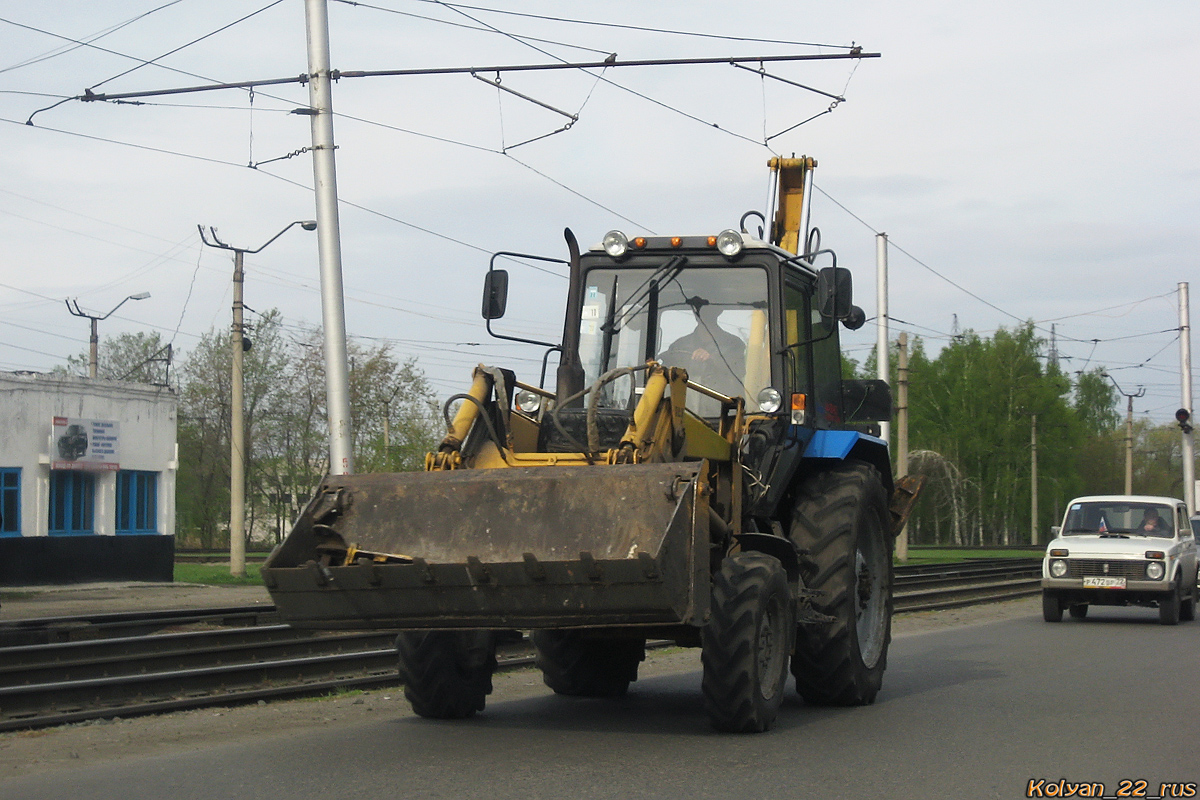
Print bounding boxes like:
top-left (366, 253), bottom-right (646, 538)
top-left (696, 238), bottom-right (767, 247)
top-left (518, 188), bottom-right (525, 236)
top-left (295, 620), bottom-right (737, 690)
top-left (1180, 587), bottom-right (1196, 622)
top-left (396, 630), bottom-right (496, 719)
top-left (1042, 591), bottom-right (1063, 622)
top-left (701, 552), bottom-right (795, 733)
top-left (1159, 582), bottom-right (1181, 626)
top-left (788, 461), bottom-right (892, 706)
top-left (532, 630), bottom-right (645, 697)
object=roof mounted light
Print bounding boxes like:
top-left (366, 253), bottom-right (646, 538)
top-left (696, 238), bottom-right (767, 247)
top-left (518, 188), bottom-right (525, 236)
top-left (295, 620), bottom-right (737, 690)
top-left (715, 229), bottom-right (743, 258)
top-left (602, 230), bottom-right (628, 258)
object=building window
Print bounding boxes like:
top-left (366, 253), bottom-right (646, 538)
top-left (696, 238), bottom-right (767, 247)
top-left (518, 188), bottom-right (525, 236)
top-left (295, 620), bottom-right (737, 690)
top-left (49, 471), bottom-right (95, 535)
top-left (0, 468), bottom-right (19, 536)
top-left (116, 471), bottom-right (158, 534)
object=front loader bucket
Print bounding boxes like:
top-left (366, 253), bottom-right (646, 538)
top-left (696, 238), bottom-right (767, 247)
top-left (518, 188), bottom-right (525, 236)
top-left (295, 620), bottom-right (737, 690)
top-left (261, 463), bottom-right (710, 630)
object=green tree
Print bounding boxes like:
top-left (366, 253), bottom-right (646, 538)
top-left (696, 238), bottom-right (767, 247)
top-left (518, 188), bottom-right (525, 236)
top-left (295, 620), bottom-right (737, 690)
top-left (905, 323), bottom-right (1084, 545)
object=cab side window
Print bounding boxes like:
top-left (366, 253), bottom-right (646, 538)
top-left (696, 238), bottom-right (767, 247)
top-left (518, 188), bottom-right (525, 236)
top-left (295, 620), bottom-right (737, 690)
top-left (783, 282), bottom-right (811, 401)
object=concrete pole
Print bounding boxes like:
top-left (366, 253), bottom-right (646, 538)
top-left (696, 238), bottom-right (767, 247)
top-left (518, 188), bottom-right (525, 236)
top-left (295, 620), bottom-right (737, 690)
top-left (1124, 395), bottom-right (1134, 495)
top-left (1180, 282), bottom-right (1194, 515)
top-left (1031, 414), bottom-right (1038, 545)
top-left (383, 404), bottom-right (390, 451)
top-left (305, 0), bottom-right (355, 476)
top-left (88, 318), bottom-right (99, 379)
top-left (230, 250), bottom-right (246, 578)
top-left (896, 332), bottom-right (909, 561)
top-left (876, 233), bottom-right (890, 444)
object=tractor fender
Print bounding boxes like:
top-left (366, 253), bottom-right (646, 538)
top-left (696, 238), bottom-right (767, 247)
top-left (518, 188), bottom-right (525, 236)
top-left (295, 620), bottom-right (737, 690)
top-left (734, 532), bottom-right (801, 582)
top-left (801, 429), bottom-right (894, 495)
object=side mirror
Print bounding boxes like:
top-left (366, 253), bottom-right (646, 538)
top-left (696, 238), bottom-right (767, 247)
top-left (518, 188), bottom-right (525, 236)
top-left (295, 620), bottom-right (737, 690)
top-left (817, 267), bottom-right (852, 321)
top-left (482, 269), bottom-right (509, 320)
top-left (1049, 526), bottom-right (1061, 538)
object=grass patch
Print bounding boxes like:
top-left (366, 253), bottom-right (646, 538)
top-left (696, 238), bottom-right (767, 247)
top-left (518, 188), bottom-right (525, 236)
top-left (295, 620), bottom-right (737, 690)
top-left (897, 547), bottom-right (1043, 565)
top-left (173, 561), bottom-right (264, 586)
top-left (0, 590), bottom-right (40, 600)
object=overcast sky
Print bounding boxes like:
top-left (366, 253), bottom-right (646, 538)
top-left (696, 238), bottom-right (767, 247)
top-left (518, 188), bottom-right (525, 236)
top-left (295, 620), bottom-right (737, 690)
top-left (1, 1), bottom-right (1196, 424)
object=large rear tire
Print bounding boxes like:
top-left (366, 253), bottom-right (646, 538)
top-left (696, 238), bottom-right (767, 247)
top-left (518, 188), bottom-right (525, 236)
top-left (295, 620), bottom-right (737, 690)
top-left (531, 630), bottom-right (645, 697)
top-left (396, 630), bottom-right (496, 719)
top-left (701, 552), bottom-right (795, 733)
top-left (788, 461), bottom-right (892, 706)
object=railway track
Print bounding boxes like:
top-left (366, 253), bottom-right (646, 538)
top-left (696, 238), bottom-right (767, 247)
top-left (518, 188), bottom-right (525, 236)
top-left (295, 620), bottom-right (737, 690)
top-left (0, 558), bottom-right (1042, 732)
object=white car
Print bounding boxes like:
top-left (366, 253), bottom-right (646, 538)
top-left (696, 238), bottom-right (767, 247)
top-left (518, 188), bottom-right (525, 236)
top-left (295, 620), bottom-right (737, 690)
top-left (1041, 495), bottom-right (1198, 625)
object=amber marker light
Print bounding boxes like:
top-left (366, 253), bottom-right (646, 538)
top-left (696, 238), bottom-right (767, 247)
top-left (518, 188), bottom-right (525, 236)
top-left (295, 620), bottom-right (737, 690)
top-left (670, 237), bottom-right (682, 247)
top-left (1145, 550), bottom-right (1165, 559)
top-left (707, 235), bottom-right (718, 247)
top-left (790, 393), bottom-right (806, 425)
top-left (633, 237), bottom-right (647, 249)
top-left (1049, 549), bottom-right (1069, 557)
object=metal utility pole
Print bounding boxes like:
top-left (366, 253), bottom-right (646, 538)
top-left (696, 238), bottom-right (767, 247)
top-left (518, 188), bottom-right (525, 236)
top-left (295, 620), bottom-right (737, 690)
top-left (896, 331), bottom-right (909, 561)
top-left (199, 220), bottom-right (316, 577)
top-left (305, 0), bottom-right (355, 476)
top-left (1104, 373), bottom-right (1144, 495)
top-left (1031, 414), bottom-right (1038, 545)
top-left (1180, 282), bottom-right (1195, 515)
top-left (875, 232), bottom-right (890, 445)
top-left (65, 293), bottom-right (151, 378)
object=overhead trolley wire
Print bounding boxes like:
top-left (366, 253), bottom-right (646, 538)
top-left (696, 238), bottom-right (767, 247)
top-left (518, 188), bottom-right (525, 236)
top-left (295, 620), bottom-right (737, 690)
top-left (398, 0), bottom-right (858, 49)
top-left (0, 0), bottom-right (187, 76)
top-left (330, 0), bottom-right (611, 56)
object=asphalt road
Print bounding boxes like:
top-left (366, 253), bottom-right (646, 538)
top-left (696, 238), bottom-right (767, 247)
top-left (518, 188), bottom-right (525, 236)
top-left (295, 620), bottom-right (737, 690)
top-left (4, 605), bottom-right (1197, 800)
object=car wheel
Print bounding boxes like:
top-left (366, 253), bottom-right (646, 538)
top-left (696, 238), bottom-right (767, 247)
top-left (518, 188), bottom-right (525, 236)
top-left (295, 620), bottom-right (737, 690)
top-left (1159, 582), bottom-right (1181, 626)
top-left (1180, 587), bottom-right (1196, 622)
top-left (1068, 604), bottom-right (1088, 620)
top-left (1042, 591), bottom-right (1063, 622)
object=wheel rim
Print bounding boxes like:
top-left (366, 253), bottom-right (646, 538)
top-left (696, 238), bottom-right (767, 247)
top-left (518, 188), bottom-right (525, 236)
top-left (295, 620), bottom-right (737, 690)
top-left (756, 597), bottom-right (786, 700)
top-left (854, 524), bottom-right (888, 668)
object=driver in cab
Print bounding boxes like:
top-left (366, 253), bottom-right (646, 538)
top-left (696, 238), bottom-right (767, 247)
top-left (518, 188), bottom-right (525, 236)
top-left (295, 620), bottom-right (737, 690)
top-left (658, 298), bottom-right (746, 400)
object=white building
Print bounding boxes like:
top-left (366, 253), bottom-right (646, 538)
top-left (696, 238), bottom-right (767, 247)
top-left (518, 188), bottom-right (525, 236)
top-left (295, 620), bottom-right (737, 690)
top-left (0, 372), bottom-right (177, 584)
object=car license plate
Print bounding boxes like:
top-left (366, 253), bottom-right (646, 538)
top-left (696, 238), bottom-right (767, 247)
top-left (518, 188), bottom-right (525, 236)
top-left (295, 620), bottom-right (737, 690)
top-left (1082, 576), bottom-right (1126, 589)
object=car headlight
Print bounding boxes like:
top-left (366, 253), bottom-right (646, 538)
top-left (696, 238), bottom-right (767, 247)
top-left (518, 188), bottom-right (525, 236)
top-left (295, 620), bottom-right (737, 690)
top-left (1145, 561), bottom-right (1165, 580)
top-left (756, 387), bottom-right (782, 413)
top-left (515, 389), bottom-right (542, 414)
top-left (1049, 559), bottom-right (1068, 578)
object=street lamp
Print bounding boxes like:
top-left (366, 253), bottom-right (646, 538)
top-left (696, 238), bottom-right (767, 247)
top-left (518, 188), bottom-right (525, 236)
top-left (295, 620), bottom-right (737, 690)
top-left (65, 292), bottom-right (152, 379)
top-left (1102, 372), bottom-right (1145, 495)
top-left (199, 220), bottom-right (317, 577)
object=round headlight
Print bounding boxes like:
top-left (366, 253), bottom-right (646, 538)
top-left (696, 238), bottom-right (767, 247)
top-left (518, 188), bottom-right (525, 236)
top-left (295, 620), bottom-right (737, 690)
top-left (756, 387), bottom-right (782, 413)
top-left (515, 389), bottom-right (542, 414)
top-left (1145, 560), bottom-right (1165, 580)
top-left (1049, 559), bottom-right (1068, 578)
top-left (602, 230), bottom-right (628, 258)
top-left (715, 229), bottom-right (743, 258)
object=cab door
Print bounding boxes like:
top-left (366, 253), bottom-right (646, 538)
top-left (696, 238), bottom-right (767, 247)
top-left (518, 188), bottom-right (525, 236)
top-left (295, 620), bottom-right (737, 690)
top-left (1177, 504), bottom-right (1198, 588)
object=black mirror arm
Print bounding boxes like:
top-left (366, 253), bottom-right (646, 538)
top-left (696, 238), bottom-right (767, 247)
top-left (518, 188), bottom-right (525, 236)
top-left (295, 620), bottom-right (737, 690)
top-left (484, 250), bottom-right (565, 350)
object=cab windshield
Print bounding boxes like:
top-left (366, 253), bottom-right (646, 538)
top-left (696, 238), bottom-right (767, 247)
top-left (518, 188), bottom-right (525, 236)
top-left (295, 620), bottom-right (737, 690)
top-left (1062, 501), bottom-right (1176, 538)
top-left (578, 263), bottom-right (771, 416)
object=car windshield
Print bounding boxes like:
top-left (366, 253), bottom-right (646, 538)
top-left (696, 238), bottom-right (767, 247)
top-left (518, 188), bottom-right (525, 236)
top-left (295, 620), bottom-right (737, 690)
top-left (1062, 501), bottom-right (1176, 538)
top-left (578, 264), bottom-right (771, 417)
